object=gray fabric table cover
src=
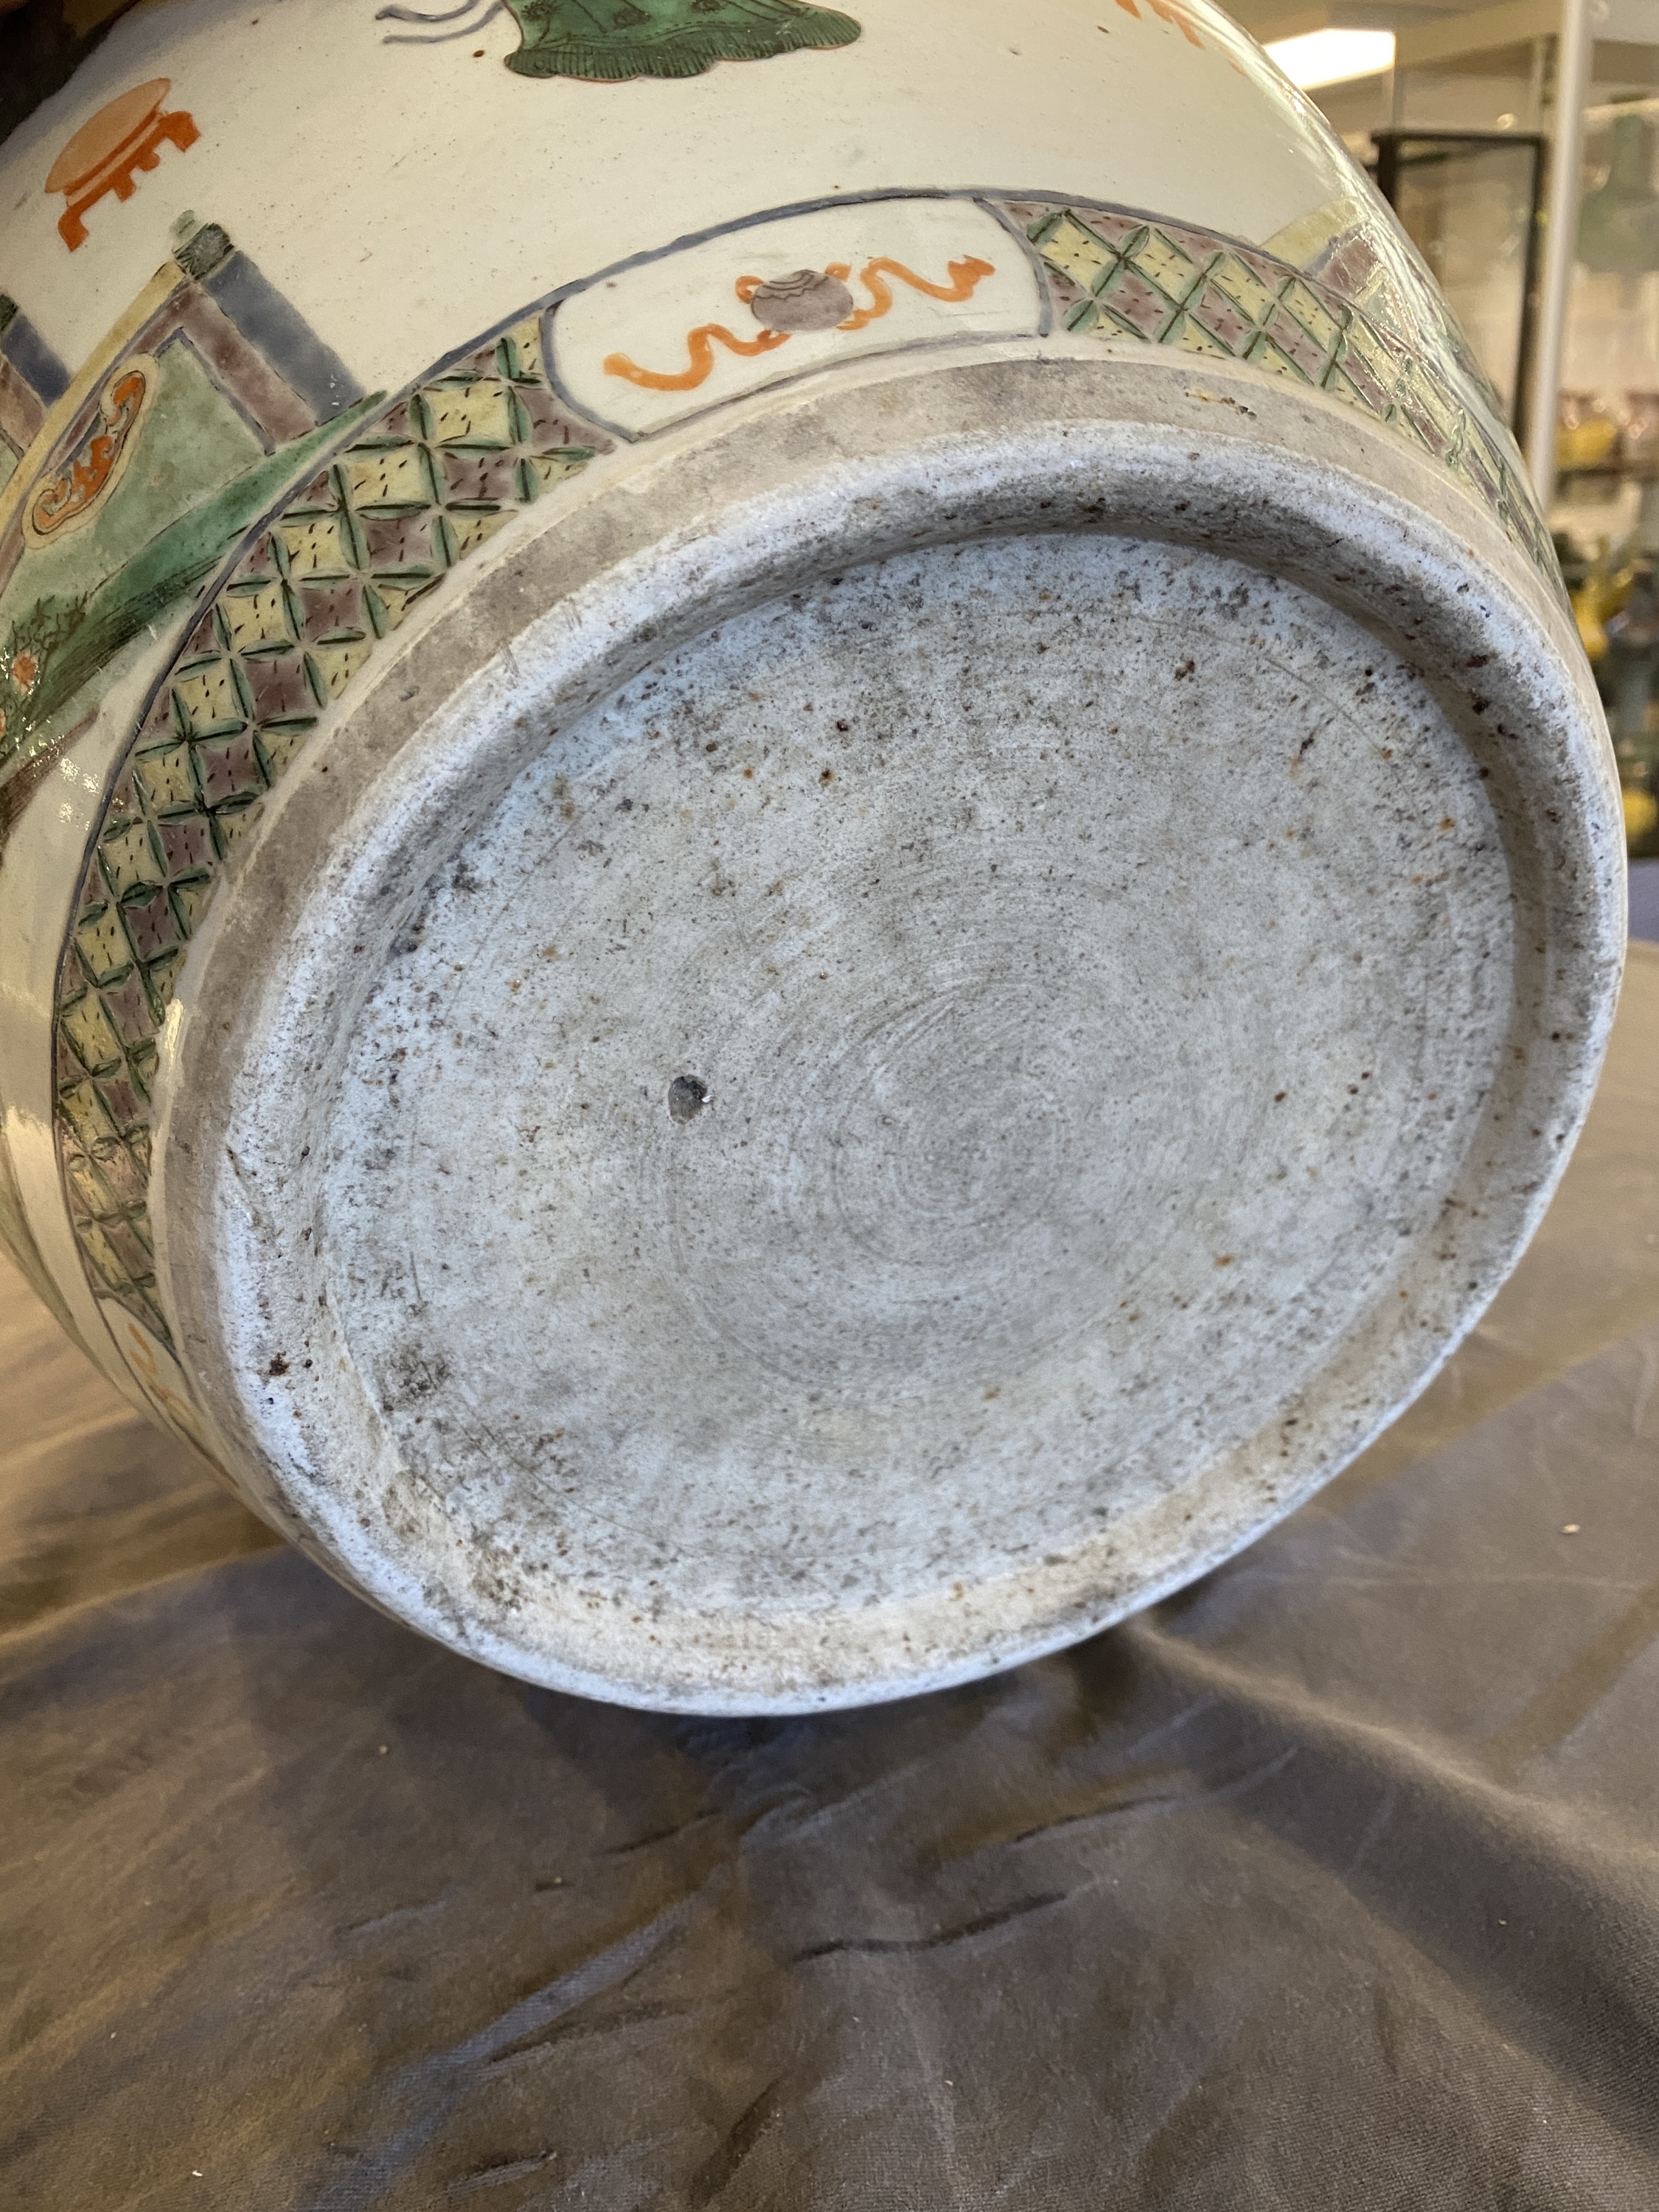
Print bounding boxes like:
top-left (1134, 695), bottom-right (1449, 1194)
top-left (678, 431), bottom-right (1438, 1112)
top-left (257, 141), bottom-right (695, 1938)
top-left (5, 950), bottom-right (1659, 2212)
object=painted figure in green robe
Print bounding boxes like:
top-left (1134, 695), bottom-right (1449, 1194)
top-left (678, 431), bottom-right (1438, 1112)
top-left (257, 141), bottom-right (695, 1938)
top-left (378, 0), bottom-right (862, 81)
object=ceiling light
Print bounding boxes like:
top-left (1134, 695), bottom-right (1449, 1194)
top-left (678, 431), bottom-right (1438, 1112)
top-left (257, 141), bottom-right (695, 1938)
top-left (1265, 27), bottom-right (1396, 88)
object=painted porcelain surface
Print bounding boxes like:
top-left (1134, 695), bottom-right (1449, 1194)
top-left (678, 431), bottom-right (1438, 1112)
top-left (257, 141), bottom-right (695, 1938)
top-left (0, 0), bottom-right (1624, 1709)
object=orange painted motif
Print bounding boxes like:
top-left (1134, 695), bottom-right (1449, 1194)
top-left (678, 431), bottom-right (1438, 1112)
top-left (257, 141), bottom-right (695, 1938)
top-left (1112, 0), bottom-right (1242, 66)
top-left (833, 254), bottom-right (996, 331)
top-left (604, 252), bottom-right (998, 392)
top-left (46, 79), bottom-right (199, 251)
top-left (602, 322), bottom-right (789, 393)
top-left (24, 364), bottom-right (151, 543)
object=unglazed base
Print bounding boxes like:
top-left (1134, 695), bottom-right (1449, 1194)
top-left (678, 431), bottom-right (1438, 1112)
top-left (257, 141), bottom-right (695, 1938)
top-left (335, 534), bottom-right (1500, 1613)
top-left (150, 355), bottom-right (1622, 1711)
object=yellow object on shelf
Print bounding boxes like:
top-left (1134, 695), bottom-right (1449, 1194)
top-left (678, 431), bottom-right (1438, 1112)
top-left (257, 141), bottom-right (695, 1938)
top-left (1624, 784), bottom-right (1659, 846)
top-left (1558, 392), bottom-right (1621, 473)
top-left (1571, 550), bottom-right (1635, 662)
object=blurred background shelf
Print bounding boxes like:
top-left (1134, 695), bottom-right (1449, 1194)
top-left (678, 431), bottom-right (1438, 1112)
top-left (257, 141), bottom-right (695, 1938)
top-left (1628, 858), bottom-right (1659, 933)
top-left (1234, 0), bottom-right (1659, 861)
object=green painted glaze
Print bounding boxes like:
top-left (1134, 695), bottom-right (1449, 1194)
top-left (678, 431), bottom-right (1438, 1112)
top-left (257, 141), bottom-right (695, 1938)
top-left (498, 0), bottom-right (860, 80)
top-left (0, 394), bottom-right (380, 793)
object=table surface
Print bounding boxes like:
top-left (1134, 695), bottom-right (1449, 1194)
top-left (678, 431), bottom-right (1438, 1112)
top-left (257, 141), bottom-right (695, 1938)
top-left (4, 952), bottom-right (1659, 2211)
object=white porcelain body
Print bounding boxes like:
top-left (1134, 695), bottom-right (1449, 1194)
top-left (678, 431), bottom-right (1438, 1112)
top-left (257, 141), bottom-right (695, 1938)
top-left (0, 0), bottom-right (1624, 1709)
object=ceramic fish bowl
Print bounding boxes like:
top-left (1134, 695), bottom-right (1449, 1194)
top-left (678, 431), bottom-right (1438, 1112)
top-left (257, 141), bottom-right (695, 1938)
top-left (0, 0), bottom-right (1621, 1711)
